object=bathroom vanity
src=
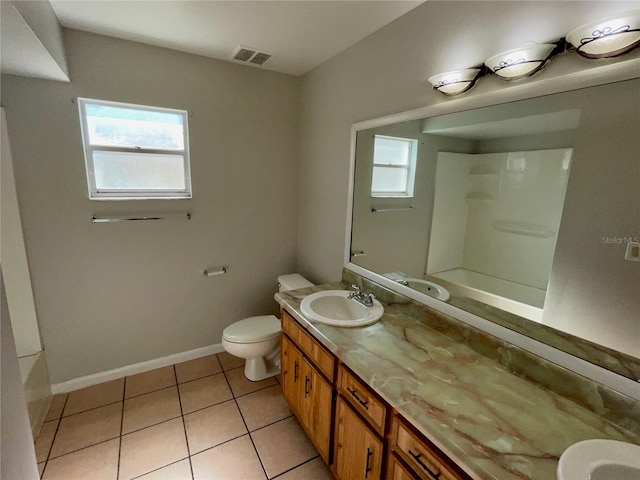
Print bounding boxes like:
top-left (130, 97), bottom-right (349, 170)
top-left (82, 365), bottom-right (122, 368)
top-left (277, 280), bottom-right (639, 480)
top-left (281, 308), bottom-right (469, 480)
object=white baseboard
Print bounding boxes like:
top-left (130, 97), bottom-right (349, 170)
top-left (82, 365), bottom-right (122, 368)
top-left (51, 343), bottom-right (225, 394)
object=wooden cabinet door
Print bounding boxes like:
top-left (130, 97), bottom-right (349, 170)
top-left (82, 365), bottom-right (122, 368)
top-left (387, 454), bottom-right (419, 480)
top-left (334, 397), bottom-right (383, 480)
top-left (281, 335), bottom-right (304, 414)
top-left (282, 335), bottom-right (333, 464)
top-left (301, 359), bottom-right (333, 463)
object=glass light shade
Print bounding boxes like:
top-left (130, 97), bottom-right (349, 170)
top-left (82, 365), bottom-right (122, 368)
top-left (566, 10), bottom-right (640, 59)
top-left (485, 44), bottom-right (556, 81)
top-left (428, 69), bottom-right (481, 96)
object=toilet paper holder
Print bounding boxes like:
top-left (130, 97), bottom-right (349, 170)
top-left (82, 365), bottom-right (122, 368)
top-left (204, 266), bottom-right (227, 277)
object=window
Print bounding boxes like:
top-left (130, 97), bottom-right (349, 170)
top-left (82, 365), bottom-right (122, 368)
top-left (371, 135), bottom-right (418, 197)
top-left (78, 98), bottom-right (191, 199)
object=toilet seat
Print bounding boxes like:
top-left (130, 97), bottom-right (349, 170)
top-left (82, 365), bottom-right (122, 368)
top-left (222, 315), bottom-right (280, 344)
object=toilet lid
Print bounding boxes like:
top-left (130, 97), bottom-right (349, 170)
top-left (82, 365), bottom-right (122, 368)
top-left (222, 315), bottom-right (280, 343)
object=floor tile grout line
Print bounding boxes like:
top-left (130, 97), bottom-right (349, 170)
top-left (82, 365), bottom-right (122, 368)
top-left (48, 403), bottom-right (124, 459)
top-left (174, 364), bottom-right (195, 480)
top-left (213, 353), bottom-right (223, 375)
top-left (228, 379), bottom-right (280, 400)
top-left (116, 378), bottom-right (126, 480)
top-left (124, 381), bottom-right (178, 401)
top-left (247, 413), bottom-right (295, 434)
top-left (221, 367), bottom-right (269, 480)
top-left (128, 456), bottom-right (191, 480)
top-left (125, 384), bottom-right (180, 403)
top-left (46, 434), bottom-right (122, 462)
top-left (181, 395), bottom-right (235, 417)
top-left (175, 353), bottom-right (224, 385)
top-left (176, 371), bottom-right (223, 386)
top-left (187, 431), bottom-right (251, 458)
top-left (121, 413), bottom-right (184, 436)
top-left (249, 414), bottom-right (323, 479)
top-left (40, 394), bottom-right (69, 478)
top-left (269, 454), bottom-right (322, 479)
top-left (59, 398), bottom-right (123, 420)
top-left (175, 370), bottom-right (225, 388)
top-left (119, 388), bottom-right (285, 434)
top-left (45, 395), bottom-right (68, 460)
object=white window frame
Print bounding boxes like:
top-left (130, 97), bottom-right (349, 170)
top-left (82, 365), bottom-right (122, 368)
top-left (371, 135), bottom-right (418, 198)
top-left (78, 97), bottom-right (192, 200)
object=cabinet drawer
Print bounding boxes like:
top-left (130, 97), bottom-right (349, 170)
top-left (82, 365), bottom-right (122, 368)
top-left (337, 365), bottom-right (387, 435)
top-left (392, 416), bottom-right (469, 480)
top-left (281, 310), bottom-right (335, 381)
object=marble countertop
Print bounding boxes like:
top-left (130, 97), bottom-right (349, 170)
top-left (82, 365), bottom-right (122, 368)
top-left (276, 283), bottom-right (639, 480)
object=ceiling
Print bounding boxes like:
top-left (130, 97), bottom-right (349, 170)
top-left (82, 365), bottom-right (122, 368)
top-left (48, 1), bottom-right (423, 76)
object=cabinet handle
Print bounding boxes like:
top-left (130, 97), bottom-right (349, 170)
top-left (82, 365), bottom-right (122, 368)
top-left (365, 447), bottom-right (373, 478)
top-left (408, 449), bottom-right (441, 479)
top-left (304, 375), bottom-right (310, 398)
top-left (294, 360), bottom-right (299, 382)
top-left (346, 387), bottom-right (369, 410)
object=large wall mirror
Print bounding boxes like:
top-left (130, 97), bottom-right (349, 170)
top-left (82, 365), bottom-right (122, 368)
top-left (349, 76), bottom-right (639, 381)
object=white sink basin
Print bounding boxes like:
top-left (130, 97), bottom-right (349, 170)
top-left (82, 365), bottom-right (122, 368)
top-left (557, 439), bottom-right (640, 480)
top-left (398, 278), bottom-right (450, 302)
top-left (300, 290), bottom-right (384, 327)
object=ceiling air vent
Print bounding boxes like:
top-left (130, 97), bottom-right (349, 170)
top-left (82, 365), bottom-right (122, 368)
top-left (231, 45), bottom-right (273, 67)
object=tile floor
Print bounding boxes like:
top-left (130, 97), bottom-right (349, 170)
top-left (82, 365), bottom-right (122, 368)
top-left (35, 352), bottom-right (334, 480)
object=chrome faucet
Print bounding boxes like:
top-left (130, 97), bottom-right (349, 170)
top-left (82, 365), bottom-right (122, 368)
top-left (347, 284), bottom-right (376, 307)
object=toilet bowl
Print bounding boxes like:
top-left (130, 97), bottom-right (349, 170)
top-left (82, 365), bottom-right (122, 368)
top-left (222, 315), bottom-right (282, 381)
top-left (222, 274), bottom-right (313, 381)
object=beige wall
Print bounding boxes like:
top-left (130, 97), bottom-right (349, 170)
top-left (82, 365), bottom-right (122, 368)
top-left (542, 80), bottom-right (640, 358)
top-left (1, 29), bottom-right (299, 384)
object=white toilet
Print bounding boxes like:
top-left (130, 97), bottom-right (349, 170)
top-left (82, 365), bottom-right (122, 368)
top-left (222, 274), bottom-right (314, 381)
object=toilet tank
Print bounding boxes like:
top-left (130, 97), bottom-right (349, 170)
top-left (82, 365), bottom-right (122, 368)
top-left (277, 274), bottom-right (314, 292)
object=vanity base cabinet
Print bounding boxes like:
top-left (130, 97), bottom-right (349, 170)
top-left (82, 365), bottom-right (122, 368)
top-left (334, 396), bottom-right (384, 480)
top-left (280, 309), bottom-right (470, 480)
top-left (281, 315), bottom-right (334, 464)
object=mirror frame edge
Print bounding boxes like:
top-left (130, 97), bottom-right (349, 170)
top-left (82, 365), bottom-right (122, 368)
top-left (344, 57), bottom-right (640, 398)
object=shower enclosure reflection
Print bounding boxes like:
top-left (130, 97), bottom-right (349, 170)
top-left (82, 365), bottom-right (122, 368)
top-left (352, 107), bottom-right (575, 322)
top-left (426, 148), bottom-right (572, 321)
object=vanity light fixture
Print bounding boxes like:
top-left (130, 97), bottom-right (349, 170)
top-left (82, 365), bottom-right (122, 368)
top-left (428, 68), bottom-right (481, 96)
top-left (485, 43), bottom-right (557, 80)
top-left (566, 10), bottom-right (640, 59)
